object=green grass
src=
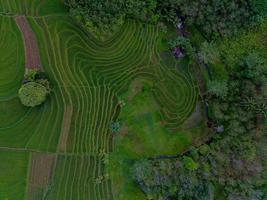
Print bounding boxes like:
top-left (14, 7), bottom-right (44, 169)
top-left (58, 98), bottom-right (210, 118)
top-left (0, 150), bottom-right (29, 200)
top-left (116, 79), bottom-right (193, 157)
top-left (0, 17), bottom-right (24, 100)
top-left (0, 84), bottom-right (63, 152)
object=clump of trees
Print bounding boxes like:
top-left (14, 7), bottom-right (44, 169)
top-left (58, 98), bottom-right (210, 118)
top-left (66, 0), bottom-right (267, 39)
top-left (177, 0), bottom-right (255, 38)
top-left (18, 69), bottom-right (51, 107)
top-left (65, 0), bottom-right (158, 38)
top-left (133, 53), bottom-right (267, 200)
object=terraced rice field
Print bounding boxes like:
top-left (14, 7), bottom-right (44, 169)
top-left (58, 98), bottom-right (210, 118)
top-left (0, 1), bottom-right (199, 199)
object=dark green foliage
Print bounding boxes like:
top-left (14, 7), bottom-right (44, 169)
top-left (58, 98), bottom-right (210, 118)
top-left (65, 0), bottom-right (158, 37)
top-left (178, 0), bottom-right (256, 38)
top-left (66, 0), bottom-right (267, 40)
top-left (133, 158), bottom-right (211, 200)
top-left (110, 121), bottom-right (121, 134)
top-left (156, 0), bottom-right (180, 25)
top-left (251, 0), bottom-right (267, 21)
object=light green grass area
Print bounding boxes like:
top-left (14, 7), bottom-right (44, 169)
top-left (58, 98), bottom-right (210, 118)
top-left (0, 150), bottom-right (29, 200)
top-left (116, 79), bottom-right (193, 157)
top-left (0, 0), bottom-right (67, 16)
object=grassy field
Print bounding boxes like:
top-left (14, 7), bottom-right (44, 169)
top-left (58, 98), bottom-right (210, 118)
top-left (0, 16), bottom-right (24, 100)
top-left (0, 1), bottom-right (203, 199)
top-left (0, 150), bottom-right (29, 200)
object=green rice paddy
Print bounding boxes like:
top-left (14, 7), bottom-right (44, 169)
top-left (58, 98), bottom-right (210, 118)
top-left (0, 1), bottom-right (201, 199)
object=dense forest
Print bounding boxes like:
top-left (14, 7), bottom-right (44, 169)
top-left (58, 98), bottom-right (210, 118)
top-left (66, 0), bottom-right (267, 199)
top-left (66, 0), bottom-right (267, 38)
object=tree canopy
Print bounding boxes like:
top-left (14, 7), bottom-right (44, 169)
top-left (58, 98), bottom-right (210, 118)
top-left (18, 82), bottom-right (49, 107)
top-left (66, 0), bottom-right (266, 38)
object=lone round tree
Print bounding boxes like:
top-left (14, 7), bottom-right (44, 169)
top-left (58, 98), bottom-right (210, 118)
top-left (18, 82), bottom-right (49, 107)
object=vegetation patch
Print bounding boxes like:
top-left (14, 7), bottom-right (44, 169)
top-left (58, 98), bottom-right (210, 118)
top-left (0, 150), bottom-right (29, 200)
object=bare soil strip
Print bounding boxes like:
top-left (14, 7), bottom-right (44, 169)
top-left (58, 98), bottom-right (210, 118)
top-left (29, 153), bottom-right (56, 187)
top-left (58, 105), bottom-right (73, 152)
top-left (28, 153), bottom-right (56, 200)
top-left (14, 15), bottom-right (42, 70)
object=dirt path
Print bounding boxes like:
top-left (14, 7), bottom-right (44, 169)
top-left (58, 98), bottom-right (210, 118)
top-left (58, 105), bottom-right (73, 152)
top-left (14, 15), bottom-right (42, 70)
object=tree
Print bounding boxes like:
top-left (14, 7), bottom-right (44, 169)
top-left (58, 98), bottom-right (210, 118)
top-left (177, 0), bottom-right (256, 38)
top-left (18, 82), bottom-right (49, 107)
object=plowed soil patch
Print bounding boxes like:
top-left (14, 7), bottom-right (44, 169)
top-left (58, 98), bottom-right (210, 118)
top-left (14, 15), bottom-right (42, 70)
top-left (29, 153), bottom-right (56, 187)
top-left (59, 105), bottom-right (73, 152)
top-left (28, 153), bottom-right (56, 200)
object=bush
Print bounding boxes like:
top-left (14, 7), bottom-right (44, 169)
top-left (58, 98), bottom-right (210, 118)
top-left (19, 69), bottom-right (51, 107)
top-left (110, 121), bottom-right (121, 133)
top-left (18, 82), bottom-right (50, 107)
top-left (182, 156), bottom-right (199, 170)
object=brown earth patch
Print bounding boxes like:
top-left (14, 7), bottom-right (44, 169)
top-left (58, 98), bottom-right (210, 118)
top-left (29, 153), bottom-right (56, 187)
top-left (119, 124), bottom-right (129, 136)
top-left (58, 105), bottom-right (73, 152)
top-left (14, 15), bottom-right (42, 70)
top-left (28, 153), bottom-right (56, 200)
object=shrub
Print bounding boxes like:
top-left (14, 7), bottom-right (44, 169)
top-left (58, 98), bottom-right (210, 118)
top-left (18, 82), bottom-right (50, 107)
top-left (182, 156), bottom-right (199, 170)
top-left (110, 121), bottom-right (121, 133)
